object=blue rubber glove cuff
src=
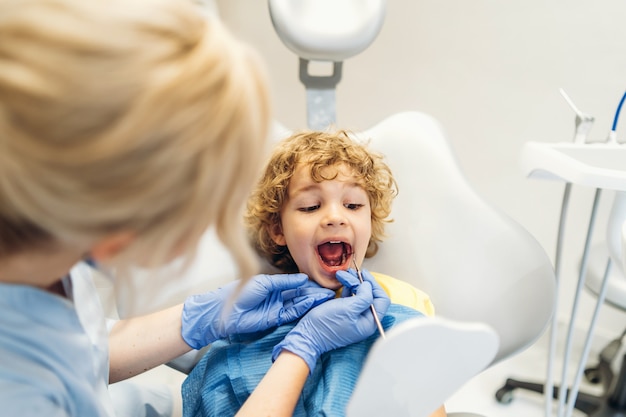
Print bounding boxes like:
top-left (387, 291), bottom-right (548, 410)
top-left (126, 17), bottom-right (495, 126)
top-left (181, 290), bottom-right (224, 349)
top-left (271, 319), bottom-right (320, 373)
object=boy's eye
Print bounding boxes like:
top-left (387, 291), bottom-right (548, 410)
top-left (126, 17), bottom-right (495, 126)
top-left (345, 203), bottom-right (364, 210)
top-left (298, 205), bottom-right (320, 212)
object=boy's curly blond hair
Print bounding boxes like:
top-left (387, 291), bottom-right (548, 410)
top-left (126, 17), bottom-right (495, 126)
top-left (244, 130), bottom-right (398, 273)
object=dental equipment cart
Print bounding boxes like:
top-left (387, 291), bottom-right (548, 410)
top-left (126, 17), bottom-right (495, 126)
top-left (501, 91), bottom-right (626, 417)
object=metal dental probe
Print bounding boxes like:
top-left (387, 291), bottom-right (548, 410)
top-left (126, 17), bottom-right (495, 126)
top-left (352, 258), bottom-right (386, 339)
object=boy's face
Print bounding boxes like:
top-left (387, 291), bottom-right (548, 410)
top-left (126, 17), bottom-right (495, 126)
top-left (270, 163), bottom-right (372, 290)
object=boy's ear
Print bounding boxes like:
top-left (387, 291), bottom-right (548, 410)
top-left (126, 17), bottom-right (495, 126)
top-left (89, 231), bottom-right (136, 262)
top-left (267, 223), bottom-right (286, 246)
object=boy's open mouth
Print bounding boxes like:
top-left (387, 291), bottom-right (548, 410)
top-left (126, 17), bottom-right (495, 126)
top-left (317, 241), bottom-right (352, 268)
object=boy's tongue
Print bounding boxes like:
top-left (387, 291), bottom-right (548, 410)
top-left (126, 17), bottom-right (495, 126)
top-left (318, 242), bottom-right (345, 267)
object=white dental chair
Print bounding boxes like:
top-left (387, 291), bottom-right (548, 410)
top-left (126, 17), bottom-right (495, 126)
top-left (344, 110), bottom-right (555, 417)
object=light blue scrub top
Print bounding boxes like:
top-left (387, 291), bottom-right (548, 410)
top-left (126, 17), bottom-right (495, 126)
top-left (0, 262), bottom-right (114, 417)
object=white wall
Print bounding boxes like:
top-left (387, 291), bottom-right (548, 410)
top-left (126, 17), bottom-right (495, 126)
top-left (215, 0), bottom-right (626, 338)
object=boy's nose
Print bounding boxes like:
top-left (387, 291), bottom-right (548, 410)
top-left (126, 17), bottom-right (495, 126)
top-left (322, 207), bottom-right (346, 227)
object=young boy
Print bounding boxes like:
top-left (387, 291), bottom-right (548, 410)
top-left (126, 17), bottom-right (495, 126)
top-left (183, 130), bottom-right (445, 416)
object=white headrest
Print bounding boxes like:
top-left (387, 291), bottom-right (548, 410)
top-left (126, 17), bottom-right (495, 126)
top-left (268, 0), bottom-right (386, 62)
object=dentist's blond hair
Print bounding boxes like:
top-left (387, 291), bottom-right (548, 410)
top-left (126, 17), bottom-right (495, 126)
top-left (0, 0), bottom-right (270, 279)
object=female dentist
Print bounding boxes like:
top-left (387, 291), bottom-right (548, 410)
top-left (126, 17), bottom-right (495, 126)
top-left (0, 0), bottom-right (389, 416)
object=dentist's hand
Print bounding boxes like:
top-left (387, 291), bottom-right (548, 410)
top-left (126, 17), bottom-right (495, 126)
top-left (181, 274), bottom-right (335, 349)
top-left (271, 270), bottom-right (390, 373)
top-left (338, 267), bottom-right (382, 298)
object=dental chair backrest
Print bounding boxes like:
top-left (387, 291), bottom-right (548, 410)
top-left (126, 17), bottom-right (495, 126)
top-left (358, 111), bottom-right (556, 365)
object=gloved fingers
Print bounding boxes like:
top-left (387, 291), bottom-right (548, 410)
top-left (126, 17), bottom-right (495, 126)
top-left (340, 282), bottom-right (351, 298)
top-left (281, 285), bottom-right (334, 302)
top-left (359, 268), bottom-right (376, 285)
top-left (279, 287), bottom-right (334, 324)
top-left (349, 280), bottom-right (375, 311)
top-left (234, 273), bottom-right (308, 309)
top-left (359, 268), bottom-right (390, 317)
top-left (279, 294), bottom-right (326, 324)
top-left (354, 269), bottom-right (391, 319)
top-left (372, 293), bottom-right (390, 319)
top-left (293, 287), bottom-right (336, 300)
top-left (296, 289), bottom-right (335, 304)
top-left (278, 298), bottom-right (312, 324)
top-left (335, 269), bottom-right (360, 296)
top-left (252, 273), bottom-right (309, 292)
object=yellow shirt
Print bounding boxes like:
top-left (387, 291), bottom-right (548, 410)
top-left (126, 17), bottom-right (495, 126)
top-left (370, 271), bottom-right (435, 317)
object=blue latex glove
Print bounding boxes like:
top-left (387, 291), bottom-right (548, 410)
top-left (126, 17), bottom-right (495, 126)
top-left (181, 273), bottom-right (335, 349)
top-left (272, 269), bottom-right (391, 373)
top-left (338, 268), bottom-right (382, 299)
